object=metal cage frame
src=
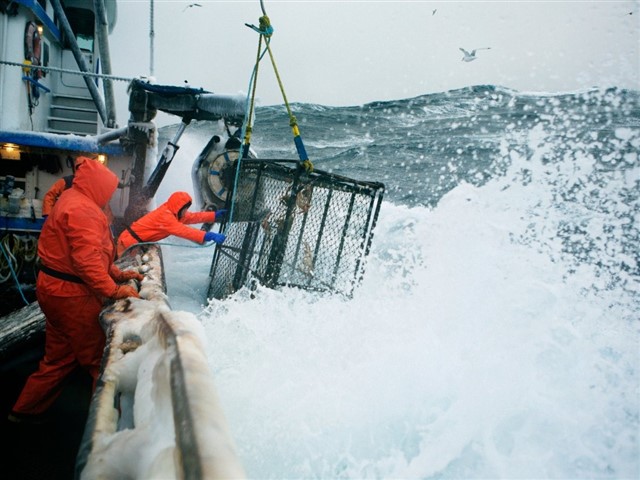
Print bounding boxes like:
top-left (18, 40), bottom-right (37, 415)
top-left (207, 159), bottom-right (384, 299)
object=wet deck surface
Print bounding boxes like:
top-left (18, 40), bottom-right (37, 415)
top-left (0, 337), bottom-right (92, 480)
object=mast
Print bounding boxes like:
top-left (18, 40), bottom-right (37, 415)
top-left (149, 0), bottom-right (155, 76)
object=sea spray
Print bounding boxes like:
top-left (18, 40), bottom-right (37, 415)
top-left (159, 86), bottom-right (639, 478)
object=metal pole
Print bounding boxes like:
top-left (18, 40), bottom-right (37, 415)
top-left (149, 0), bottom-right (155, 77)
top-left (142, 118), bottom-right (190, 198)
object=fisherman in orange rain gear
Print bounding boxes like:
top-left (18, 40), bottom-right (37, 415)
top-left (8, 159), bottom-right (143, 423)
top-left (116, 191), bottom-right (226, 256)
top-left (41, 156), bottom-right (87, 217)
top-left (42, 155), bottom-right (118, 223)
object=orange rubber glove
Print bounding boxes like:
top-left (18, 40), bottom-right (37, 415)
top-left (112, 285), bottom-right (140, 299)
top-left (113, 270), bottom-right (144, 283)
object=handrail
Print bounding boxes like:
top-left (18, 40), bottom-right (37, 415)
top-left (76, 245), bottom-right (245, 479)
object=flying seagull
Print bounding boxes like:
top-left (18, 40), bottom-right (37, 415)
top-left (459, 47), bottom-right (491, 62)
top-left (183, 3), bottom-right (202, 12)
top-left (432, 9), bottom-right (437, 16)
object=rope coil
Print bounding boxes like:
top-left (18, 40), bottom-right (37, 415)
top-left (0, 234), bottom-right (36, 305)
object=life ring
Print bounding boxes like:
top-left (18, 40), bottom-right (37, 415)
top-left (207, 150), bottom-right (239, 202)
top-left (24, 21), bottom-right (42, 78)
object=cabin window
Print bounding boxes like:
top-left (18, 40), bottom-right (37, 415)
top-left (64, 7), bottom-right (95, 52)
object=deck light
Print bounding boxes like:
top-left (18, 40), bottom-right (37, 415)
top-left (1, 144), bottom-right (21, 160)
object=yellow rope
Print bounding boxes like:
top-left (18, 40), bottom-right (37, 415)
top-left (261, 19), bottom-right (297, 133)
top-left (250, 15), bottom-right (313, 172)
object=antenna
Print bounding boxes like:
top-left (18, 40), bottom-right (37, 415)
top-left (149, 0), bottom-right (155, 76)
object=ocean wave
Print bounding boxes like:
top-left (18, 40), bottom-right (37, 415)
top-left (158, 83), bottom-right (639, 479)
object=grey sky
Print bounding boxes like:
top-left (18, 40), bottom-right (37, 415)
top-left (109, 1), bottom-right (639, 124)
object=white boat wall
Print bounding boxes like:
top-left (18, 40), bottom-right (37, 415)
top-left (0, 0), bottom-right (119, 135)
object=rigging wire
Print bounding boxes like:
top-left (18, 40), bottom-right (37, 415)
top-left (0, 232), bottom-right (213, 307)
top-left (0, 59), bottom-right (135, 82)
top-left (242, 13), bottom-right (312, 170)
top-left (229, 28), bottom-right (270, 225)
top-left (119, 239), bottom-right (218, 257)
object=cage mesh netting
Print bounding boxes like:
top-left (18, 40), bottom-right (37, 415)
top-left (207, 159), bottom-right (384, 299)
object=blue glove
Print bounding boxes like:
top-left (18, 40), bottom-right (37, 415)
top-left (215, 209), bottom-right (227, 222)
top-left (204, 232), bottom-right (226, 244)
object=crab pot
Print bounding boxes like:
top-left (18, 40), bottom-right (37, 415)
top-left (207, 159), bottom-right (385, 299)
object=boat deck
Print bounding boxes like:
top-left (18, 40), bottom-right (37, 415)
top-left (0, 319), bottom-right (92, 480)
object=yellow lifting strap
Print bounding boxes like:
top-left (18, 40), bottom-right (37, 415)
top-left (246, 14), bottom-right (313, 172)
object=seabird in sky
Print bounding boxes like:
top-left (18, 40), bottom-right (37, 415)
top-left (432, 9), bottom-right (437, 16)
top-left (459, 47), bottom-right (491, 62)
top-left (183, 3), bottom-right (202, 12)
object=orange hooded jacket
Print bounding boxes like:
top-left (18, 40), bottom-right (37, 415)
top-left (37, 159), bottom-right (121, 298)
top-left (41, 156), bottom-right (87, 216)
top-left (116, 191), bottom-right (216, 255)
top-left (41, 156), bottom-right (115, 221)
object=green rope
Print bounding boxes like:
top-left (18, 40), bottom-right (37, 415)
top-left (244, 32), bottom-right (264, 148)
